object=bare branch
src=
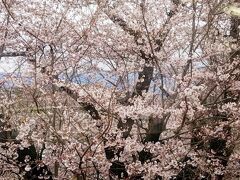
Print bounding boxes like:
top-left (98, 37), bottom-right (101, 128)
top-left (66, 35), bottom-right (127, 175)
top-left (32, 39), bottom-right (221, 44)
top-left (0, 51), bottom-right (27, 58)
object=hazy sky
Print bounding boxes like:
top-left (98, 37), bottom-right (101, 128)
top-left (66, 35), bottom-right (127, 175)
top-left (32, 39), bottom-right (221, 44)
top-left (0, 57), bottom-right (26, 74)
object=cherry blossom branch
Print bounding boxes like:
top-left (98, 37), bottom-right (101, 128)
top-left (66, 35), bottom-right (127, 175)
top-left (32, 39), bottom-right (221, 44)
top-left (97, 0), bottom-right (141, 41)
top-left (58, 86), bottom-right (101, 120)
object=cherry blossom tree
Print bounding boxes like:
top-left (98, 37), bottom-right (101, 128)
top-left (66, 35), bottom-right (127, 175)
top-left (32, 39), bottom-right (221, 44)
top-left (0, 0), bottom-right (240, 179)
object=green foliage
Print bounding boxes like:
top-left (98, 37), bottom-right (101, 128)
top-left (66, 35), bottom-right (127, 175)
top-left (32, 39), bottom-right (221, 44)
top-left (224, 4), bottom-right (240, 17)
